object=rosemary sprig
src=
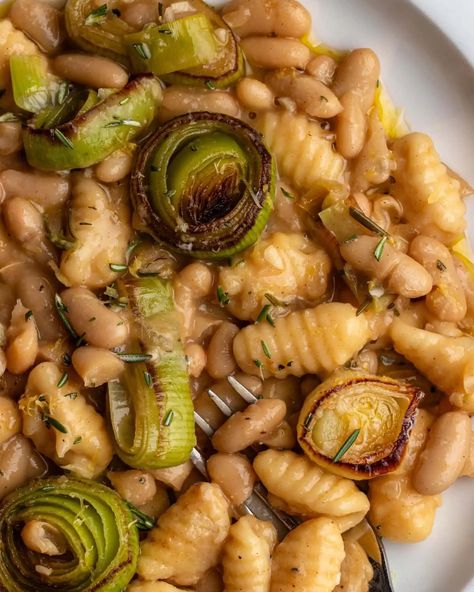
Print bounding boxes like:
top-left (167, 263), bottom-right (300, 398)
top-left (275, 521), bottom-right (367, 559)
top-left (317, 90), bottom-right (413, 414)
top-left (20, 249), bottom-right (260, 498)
top-left (349, 206), bottom-right (388, 237)
top-left (133, 42), bottom-right (151, 60)
top-left (54, 294), bottom-right (78, 340)
top-left (217, 286), bottom-right (230, 306)
top-left (44, 415), bottom-right (68, 434)
top-left (256, 304), bottom-right (271, 323)
top-left (144, 371), bottom-right (153, 387)
top-left (126, 502), bottom-right (155, 530)
top-left (253, 359), bottom-right (264, 369)
top-left (333, 428), bottom-right (360, 462)
top-left (261, 340), bottom-right (272, 359)
top-left (436, 259), bottom-right (447, 272)
top-left (85, 3), bottom-right (107, 25)
top-left (57, 372), bottom-right (68, 388)
top-left (116, 353), bottom-right (152, 363)
top-left (53, 129), bottom-right (74, 149)
top-left (205, 80), bottom-right (216, 90)
top-left (163, 409), bottom-right (174, 426)
top-left (374, 235), bottom-right (388, 262)
top-left (264, 292), bottom-right (286, 307)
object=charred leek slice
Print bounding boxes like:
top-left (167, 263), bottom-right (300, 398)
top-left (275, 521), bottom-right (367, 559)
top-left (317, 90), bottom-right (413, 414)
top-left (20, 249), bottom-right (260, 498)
top-left (297, 369), bottom-right (423, 479)
top-left (107, 275), bottom-right (196, 469)
top-left (159, 0), bottom-right (244, 88)
top-left (0, 477), bottom-right (138, 591)
top-left (65, 0), bottom-right (135, 65)
top-left (23, 75), bottom-right (162, 171)
top-left (126, 13), bottom-right (219, 76)
top-left (132, 111), bottom-right (275, 259)
top-left (9, 55), bottom-right (59, 113)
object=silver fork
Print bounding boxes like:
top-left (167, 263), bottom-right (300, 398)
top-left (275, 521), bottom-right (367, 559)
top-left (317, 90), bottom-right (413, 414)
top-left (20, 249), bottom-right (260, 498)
top-left (191, 375), bottom-right (394, 592)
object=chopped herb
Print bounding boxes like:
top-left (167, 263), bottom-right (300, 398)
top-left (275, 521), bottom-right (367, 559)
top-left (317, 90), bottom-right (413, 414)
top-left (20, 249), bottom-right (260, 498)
top-left (133, 42), bottom-right (151, 60)
top-left (105, 118), bottom-right (141, 128)
top-left (89, 317), bottom-right (96, 322)
top-left (256, 304), bottom-right (271, 323)
top-left (349, 206), bottom-right (388, 237)
top-left (85, 3), bottom-right (108, 24)
top-left (144, 371), bottom-right (152, 387)
top-left (24, 310), bottom-right (33, 321)
top-left (109, 263), bottom-right (128, 272)
top-left (253, 359), bottom-right (264, 369)
top-left (217, 286), bottom-right (230, 306)
top-left (54, 294), bottom-right (78, 340)
top-left (163, 409), bottom-right (174, 426)
top-left (126, 502), bottom-right (155, 530)
top-left (44, 415), bottom-right (68, 434)
top-left (64, 392), bottom-right (78, 399)
top-left (266, 313), bottom-right (275, 327)
top-left (303, 412), bottom-right (313, 429)
top-left (320, 95), bottom-right (328, 102)
top-left (63, 353), bottom-right (72, 366)
top-left (116, 352), bottom-right (152, 363)
top-left (264, 292), bottom-right (286, 307)
top-left (53, 129), bottom-right (74, 149)
top-left (374, 235), bottom-right (388, 262)
top-left (436, 259), bottom-right (447, 272)
top-left (125, 238), bottom-right (142, 261)
top-left (119, 97), bottom-right (130, 106)
top-left (261, 340), bottom-right (272, 359)
top-left (333, 428), bottom-right (361, 462)
top-left (57, 372), bottom-right (68, 388)
top-left (73, 436), bottom-right (82, 445)
top-left (376, 79), bottom-right (381, 88)
top-left (205, 80), bottom-right (216, 90)
top-left (79, 222), bottom-right (92, 226)
top-left (281, 187), bottom-right (296, 200)
top-left (356, 298), bottom-right (371, 316)
top-left (75, 333), bottom-right (87, 347)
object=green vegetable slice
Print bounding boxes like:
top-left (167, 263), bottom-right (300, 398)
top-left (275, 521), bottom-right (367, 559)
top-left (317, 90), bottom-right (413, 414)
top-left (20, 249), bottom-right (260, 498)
top-left (131, 111), bottom-right (276, 259)
top-left (22, 75), bottom-right (162, 171)
top-left (0, 477), bottom-right (139, 591)
top-left (9, 55), bottom-right (60, 113)
top-left (126, 13), bottom-right (219, 76)
top-left (107, 275), bottom-right (196, 469)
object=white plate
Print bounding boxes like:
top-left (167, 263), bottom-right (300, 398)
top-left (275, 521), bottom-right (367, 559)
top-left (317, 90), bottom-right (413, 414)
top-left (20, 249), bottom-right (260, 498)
top-left (300, 2), bottom-right (474, 591)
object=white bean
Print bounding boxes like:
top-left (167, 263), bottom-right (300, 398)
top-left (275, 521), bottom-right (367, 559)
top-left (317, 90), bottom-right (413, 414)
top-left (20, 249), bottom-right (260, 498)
top-left (240, 37), bottom-right (311, 70)
top-left (53, 54), bottom-right (129, 89)
top-left (235, 78), bottom-right (274, 112)
top-left (94, 149), bottom-right (133, 183)
top-left (160, 87), bottom-right (240, 122)
top-left (206, 321), bottom-right (239, 380)
top-left (305, 55), bottom-right (337, 85)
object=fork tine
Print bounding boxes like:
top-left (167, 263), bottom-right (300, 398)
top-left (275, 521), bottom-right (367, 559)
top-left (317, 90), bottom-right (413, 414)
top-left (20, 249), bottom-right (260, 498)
top-left (190, 447), bottom-right (209, 478)
top-left (193, 411), bottom-right (215, 437)
top-left (227, 375), bottom-right (258, 404)
top-left (207, 388), bottom-right (233, 416)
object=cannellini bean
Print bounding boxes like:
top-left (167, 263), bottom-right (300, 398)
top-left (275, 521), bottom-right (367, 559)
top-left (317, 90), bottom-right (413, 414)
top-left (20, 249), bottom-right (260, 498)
top-left (340, 235), bottom-right (433, 298)
top-left (120, 1), bottom-right (157, 28)
top-left (3, 197), bottom-right (43, 244)
top-left (108, 470), bottom-right (157, 506)
top-left (10, 0), bottom-right (64, 54)
top-left (461, 431), bottom-right (474, 477)
top-left (0, 169), bottom-right (69, 208)
top-left (135, 483), bottom-right (170, 520)
top-left (0, 434), bottom-right (47, 500)
top-left (72, 346), bottom-right (125, 387)
top-left (61, 287), bottom-right (128, 349)
top-left (21, 520), bottom-right (68, 555)
top-left (6, 301), bottom-right (38, 375)
top-left (222, 0), bottom-right (311, 38)
top-left (149, 461), bottom-right (193, 491)
top-left (160, 87), bottom-right (240, 122)
top-left (207, 452), bottom-right (256, 506)
top-left (413, 411), bottom-right (471, 495)
top-left (332, 48), bottom-right (380, 113)
top-left (0, 396), bottom-right (21, 445)
top-left (240, 37), bottom-right (311, 70)
top-left (184, 343), bottom-right (207, 378)
top-left (335, 91), bottom-right (366, 159)
top-left (266, 70), bottom-right (342, 118)
top-left (235, 78), bottom-right (274, 112)
top-left (409, 235), bottom-right (467, 322)
top-left (53, 54), bottom-right (129, 89)
top-left (305, 54), bottom-right (337, 85)
top-left (260, 420), bottom-right (296, 449)
top-left (94, 149), bottom-right (133, 183)
top-left (0, 123), bottom-right (22, 156)
top-left (212, 399), bottom-right (287, 453)
top-left (206, 321), bottom-right (239, 380)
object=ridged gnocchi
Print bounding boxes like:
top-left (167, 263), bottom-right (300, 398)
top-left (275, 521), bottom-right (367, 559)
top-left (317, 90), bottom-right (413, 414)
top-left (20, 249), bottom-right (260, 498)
top-left (256, 110), bottom-right (346, 191)
top-left (253, 450), bottom-right (369, 531)
top-left (270, 517), bottom-right (345, 592)
top-left (233, 303), bottom-right (370, 378)
top-left (391, 132), bottom-right (465, 244)
top-left (58, 175), bottom-right (131, 289)
top-left (390, 318), bottom-right (474, 413)
top-left (334, 540), bottom-right (373, 592)
top-left (219, 232), bottom-right (331, 321)
top-left (368, 473), bottom-right (441, 542)
top-left (19, 362), bottom-right (113, 479)
top-left (222, 515), bottom-right (277, 592)
top-left (138, 482), bottom-right (231, 586)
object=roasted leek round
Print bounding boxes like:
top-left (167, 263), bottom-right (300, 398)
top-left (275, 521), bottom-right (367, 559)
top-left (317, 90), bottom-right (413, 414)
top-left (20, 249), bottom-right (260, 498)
top-left (297, 369), bottom-right (423, 479)
top-left (0, 477), bottom-right (139, 591)
top-left (131, 111), bottom-right (276, 259)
